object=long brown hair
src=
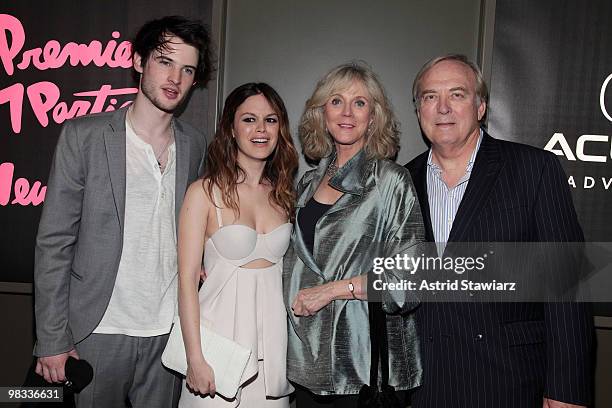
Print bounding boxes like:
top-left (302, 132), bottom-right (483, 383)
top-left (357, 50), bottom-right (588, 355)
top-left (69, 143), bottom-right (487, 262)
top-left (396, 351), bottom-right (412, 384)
top-left (203, 83), bottom-right (298, 219)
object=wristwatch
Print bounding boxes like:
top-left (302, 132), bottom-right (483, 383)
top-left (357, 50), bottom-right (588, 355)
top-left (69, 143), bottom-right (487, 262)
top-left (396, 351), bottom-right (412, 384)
top-left (348, 281), bottom-right (357, 299)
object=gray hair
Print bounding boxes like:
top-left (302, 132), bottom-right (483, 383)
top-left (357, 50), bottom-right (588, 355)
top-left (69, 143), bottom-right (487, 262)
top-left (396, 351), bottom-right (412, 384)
top-left (412, 54), bottom-right (489, 112)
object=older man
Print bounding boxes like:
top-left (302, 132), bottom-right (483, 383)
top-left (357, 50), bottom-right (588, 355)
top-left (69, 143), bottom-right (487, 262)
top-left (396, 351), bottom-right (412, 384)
top-left (405, 54), bottom-right (592, 408)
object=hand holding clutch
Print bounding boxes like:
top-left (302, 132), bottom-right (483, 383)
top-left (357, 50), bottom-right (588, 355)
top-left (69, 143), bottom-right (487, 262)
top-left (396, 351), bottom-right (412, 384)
top-left (186, 356), bottom-right (216, 397)
top-left (162, 319), bottom-right (251, 399)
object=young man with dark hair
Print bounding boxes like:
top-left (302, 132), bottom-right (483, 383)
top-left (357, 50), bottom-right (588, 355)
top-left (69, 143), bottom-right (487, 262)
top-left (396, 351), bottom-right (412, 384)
top-left (34, 16), bottom-right (213, 407)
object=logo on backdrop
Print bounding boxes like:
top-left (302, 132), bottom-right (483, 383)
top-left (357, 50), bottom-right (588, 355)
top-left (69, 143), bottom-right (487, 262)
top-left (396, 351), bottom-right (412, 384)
top-left (601, 73), bottom-right (612, 123)
top-left (543, 73), bottom-right (612, 191)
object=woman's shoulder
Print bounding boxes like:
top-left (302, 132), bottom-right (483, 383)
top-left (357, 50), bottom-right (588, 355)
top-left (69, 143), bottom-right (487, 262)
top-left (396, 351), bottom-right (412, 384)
top-left (370, 159), bottom-right (419, 209)
top-left (373, 158), bottom-right (414, 185)
top-left (296, 167), bottom-right (317, 191)
top-left (298, 167), bottom-right (318, 181)
top-left (185, 178), bottom-right (214, 206)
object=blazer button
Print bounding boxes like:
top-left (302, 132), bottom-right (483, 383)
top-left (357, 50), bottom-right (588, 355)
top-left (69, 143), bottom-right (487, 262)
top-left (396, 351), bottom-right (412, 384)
top-left (475, 333), bottom-right (484, 341)
top-left (428, 336), bottom-right (434, 342)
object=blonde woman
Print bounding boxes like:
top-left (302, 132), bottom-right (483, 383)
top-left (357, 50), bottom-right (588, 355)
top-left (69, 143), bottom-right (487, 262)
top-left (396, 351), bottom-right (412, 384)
top-left (283, 63), bottom-right (425, 407)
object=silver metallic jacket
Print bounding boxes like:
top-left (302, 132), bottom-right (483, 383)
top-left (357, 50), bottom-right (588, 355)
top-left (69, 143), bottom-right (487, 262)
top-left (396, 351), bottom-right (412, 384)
top-left (283, 149), bottom-right (425, 395)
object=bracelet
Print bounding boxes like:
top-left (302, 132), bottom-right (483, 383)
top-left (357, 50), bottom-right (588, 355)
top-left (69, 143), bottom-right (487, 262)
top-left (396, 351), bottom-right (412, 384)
top-left (348, 281), bottom-right (357, 299)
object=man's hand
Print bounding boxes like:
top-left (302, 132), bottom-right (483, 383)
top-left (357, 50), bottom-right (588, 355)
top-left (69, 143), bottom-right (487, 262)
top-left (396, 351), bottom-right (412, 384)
top-left (35, 349), bottom-right (79, 383)
top-left (543, 397), bottom-right (585, 408)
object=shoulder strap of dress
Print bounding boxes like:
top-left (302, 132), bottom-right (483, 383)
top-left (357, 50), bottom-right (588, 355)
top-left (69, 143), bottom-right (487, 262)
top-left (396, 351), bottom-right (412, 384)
top-left (212, 185), bottom-right (223, 228)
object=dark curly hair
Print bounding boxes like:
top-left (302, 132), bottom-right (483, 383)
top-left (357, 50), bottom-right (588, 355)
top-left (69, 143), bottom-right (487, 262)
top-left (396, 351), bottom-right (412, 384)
top-left (131, 15), bottom-right (214, 86)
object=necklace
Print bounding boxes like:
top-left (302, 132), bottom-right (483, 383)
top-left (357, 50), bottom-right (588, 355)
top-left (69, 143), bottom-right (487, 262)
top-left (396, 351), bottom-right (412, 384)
top-left (127, 107), bottom-right (174, 169)
top-left (326, 152), bottom-right (339, 178)
top-left (154, 135), bottom-right (173, 169)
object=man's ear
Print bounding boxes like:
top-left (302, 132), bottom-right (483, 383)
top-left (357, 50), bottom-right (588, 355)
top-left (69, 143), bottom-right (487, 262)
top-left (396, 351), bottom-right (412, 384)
top-left (133, 52), bottom-right (144, 74)
top-left (477, 101), bottom-right (487, 121)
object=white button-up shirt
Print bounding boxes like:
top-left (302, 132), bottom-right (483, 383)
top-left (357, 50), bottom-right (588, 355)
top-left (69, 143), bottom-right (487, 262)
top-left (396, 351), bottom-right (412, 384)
top-left (427, 130), bottom-right (483, 249)
top-left (94, 120), bottom-right (177, 336)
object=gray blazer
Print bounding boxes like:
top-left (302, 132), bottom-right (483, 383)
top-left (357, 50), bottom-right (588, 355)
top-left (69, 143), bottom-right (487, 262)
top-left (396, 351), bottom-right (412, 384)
top-left (34, 107), bottom-right (206, 357)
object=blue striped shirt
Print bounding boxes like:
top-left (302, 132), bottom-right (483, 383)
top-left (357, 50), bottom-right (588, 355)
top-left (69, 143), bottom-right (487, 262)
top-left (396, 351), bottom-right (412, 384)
top-left (427, 130), bottom-right (483, 249)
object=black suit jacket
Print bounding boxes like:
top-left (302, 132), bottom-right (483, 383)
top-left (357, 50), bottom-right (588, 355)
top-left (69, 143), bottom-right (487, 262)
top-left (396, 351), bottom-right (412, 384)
top-left (405, 133), bottom-right (593, 408)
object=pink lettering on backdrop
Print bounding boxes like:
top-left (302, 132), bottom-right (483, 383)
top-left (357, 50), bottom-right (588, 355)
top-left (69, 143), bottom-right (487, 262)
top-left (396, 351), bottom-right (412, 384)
top-left (0, 162), bottom-right (46, 206)
top-left (1, 14), bottom-right (136, 207)
top-left (0, 14), bottom-right (24, 75)
top-left (27, 82), bottom-right (60, 127)
top-left (1, 82), bottom-right (137, 130)
top-left (0, 83), bottom-right (24, 133)
top-left (0, 14), bottom-right (132, 75)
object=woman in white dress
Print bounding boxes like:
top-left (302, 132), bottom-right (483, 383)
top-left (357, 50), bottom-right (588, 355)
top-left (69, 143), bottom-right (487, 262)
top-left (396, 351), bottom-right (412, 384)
top-left (177, 83), bottom-right (298, 407)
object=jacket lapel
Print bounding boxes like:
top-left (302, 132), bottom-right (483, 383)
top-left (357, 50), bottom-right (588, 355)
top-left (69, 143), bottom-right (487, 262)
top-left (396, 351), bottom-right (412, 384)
top-left (409, 152), bottom-right (435, 242)
top-left (447, 132), bottom-right (503, 242)
top-left (296, 159), bottom-right (326, 209)
top-left (293, 163), bottom-right (327, 280)
top-left (324, 149), bottom-right (371, 216)
top-left (173, 120), bottom-right (189, 226)
top-left (292, 149), bottom-right (371, 281)
top-left (104, 108), bottom-right (128, 232)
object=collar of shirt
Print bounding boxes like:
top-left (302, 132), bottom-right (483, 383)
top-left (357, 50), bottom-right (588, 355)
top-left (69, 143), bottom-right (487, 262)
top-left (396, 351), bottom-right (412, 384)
top-left (125, 119), bottom-right (177, 176)
top-left (426, 128), bottom-right (484, 186)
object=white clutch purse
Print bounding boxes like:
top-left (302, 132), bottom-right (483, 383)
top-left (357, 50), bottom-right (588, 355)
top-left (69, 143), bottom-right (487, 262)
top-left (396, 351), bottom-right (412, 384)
top-left (162, 319), bottom-right (252, 398)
